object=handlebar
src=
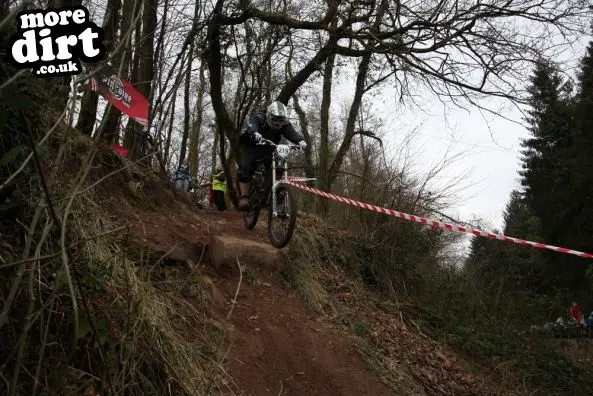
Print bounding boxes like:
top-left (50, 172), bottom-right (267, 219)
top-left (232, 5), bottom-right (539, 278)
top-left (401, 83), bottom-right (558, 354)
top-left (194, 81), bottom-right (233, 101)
top-left (255, 138), bottom-right (276, 146)
top-left (256, 137), bottom-right (302, 151)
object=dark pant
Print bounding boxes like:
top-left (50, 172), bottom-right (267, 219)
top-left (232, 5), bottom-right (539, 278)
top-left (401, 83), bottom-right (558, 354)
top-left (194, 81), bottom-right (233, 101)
top-left (213, 190), bottom-right (226, 211)
top-left (237, 143), bottom-right (284, 184)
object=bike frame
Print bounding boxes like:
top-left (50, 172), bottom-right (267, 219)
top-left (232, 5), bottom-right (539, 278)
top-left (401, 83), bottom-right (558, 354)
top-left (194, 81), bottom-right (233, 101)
top-left (257, 139), bottom-right (316, 217)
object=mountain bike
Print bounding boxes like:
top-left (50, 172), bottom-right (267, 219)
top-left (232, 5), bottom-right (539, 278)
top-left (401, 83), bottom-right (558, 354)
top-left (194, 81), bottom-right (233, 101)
top-left (241, 138), bottom-right (315, 248)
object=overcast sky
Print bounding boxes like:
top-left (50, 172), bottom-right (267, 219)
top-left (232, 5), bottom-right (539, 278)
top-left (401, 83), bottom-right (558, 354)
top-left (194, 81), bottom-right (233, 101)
top-left (325, 33), bottom-right (590, 253)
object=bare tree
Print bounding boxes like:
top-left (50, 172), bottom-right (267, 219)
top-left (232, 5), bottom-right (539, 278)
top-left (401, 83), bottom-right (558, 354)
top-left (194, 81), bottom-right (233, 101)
top-left (204, 0), bottom-right (588, 209)
top-left (179, 44), bottom-right (194, 166)
top-left (122, 0), bottom-right (157, 160)
top-left (76, 0), bottom-right (122, 135)
top-left (188, 62), bottom-right (207, 176)
top-left (291, 93), bottom-right (314, 179)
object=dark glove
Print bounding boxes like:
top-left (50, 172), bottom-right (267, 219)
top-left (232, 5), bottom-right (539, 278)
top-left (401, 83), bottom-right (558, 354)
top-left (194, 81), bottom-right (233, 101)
top-left (252, 132), bottom-right (263, 144)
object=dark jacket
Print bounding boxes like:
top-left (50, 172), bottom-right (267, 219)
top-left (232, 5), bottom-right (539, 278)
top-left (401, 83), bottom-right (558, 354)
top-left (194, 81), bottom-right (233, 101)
top-left (241, 109), bottom-right (304, 145)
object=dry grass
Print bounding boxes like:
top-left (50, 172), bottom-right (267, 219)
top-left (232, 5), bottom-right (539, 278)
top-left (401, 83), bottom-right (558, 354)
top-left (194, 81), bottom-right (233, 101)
top-left (282, 212), bottom-right (369, 315)
top-left (282, 224), bottom-right (330, 314)
top-left (74, 200), bottom-right (230, 395)
top-left (0, 128), bottom-right (234, 395)
top-left (550, 338), bottom-right (593, 372)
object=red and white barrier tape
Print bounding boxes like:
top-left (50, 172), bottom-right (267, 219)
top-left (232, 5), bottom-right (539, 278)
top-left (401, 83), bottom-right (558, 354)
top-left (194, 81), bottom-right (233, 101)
top-left (287, 176), bottom-right (314, 183)
top-left (284, 181), bottom-right (593, 260)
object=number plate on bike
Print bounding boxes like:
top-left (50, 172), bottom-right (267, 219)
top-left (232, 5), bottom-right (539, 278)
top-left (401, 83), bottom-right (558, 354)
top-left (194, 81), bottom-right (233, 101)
top-left (276, 144), bottom-right (290, 158)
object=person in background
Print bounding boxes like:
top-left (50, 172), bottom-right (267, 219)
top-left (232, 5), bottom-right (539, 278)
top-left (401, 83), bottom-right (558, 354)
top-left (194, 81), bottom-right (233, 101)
top-left (173, 164), bottom-right (193, 192)
top-left (586, 311), bottom-right (593, 338)
top-left (570, 302), bottom-right (585, 327)
top-left (211, 166), bottom-right (227, 211)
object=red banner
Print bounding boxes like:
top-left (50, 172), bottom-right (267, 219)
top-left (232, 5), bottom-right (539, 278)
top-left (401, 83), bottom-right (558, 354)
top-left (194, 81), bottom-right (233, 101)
top-left (88, 64), bottom-right (149, 126)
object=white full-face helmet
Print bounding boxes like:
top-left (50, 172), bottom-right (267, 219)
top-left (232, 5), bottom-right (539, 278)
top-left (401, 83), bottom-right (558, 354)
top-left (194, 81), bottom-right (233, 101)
top-left (266, 101), bottom-right (289, 130)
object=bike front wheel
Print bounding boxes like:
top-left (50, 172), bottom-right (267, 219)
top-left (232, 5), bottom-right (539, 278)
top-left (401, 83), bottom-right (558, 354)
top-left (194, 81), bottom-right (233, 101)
top-left (267, 185), bottom-right (297, 248)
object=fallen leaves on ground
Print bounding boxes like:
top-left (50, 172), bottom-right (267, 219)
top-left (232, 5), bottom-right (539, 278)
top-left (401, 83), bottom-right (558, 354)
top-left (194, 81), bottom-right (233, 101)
top-left (323, 267), bottom-right (481, 395)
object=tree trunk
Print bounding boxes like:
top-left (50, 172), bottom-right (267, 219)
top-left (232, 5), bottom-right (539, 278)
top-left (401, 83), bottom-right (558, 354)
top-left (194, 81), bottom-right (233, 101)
top-left (125, 0), bottom-right (157, 161)
top-left (292, 93), bottom-right (315, 211)
top-left (149, 0), bottom-right (170, 169)
top-left (264, 56), bottom-right (272, 104)
top-left (327, 54), bottom-right (371, 185)
top-left (47, 0), bottom-right (82, 108)
top-left (189, 62), bottom-right (206, 176)
top-left (96, 0), bottom-right (138, 144)
top-left (179, 44), bottom-right (194, 166)
top-left (317, 52), bottom-right (336, 215)
top-left (76, 89), bottom-right (99, 136)
top-left (153, 0), bottom-right (169, 87)
top-left (211, 122), bottom-right (219, 174)
top-left (328, 0), bottom-right (388, 186)
top-left (122, 13), bottom-right (143, 151)
top-left (206, 1), bottom-right (241, 206)
top-left (218, 123), bottom-right (237, 207)
top-left (180, 0), bottom-right (204, 170)
top-left (164, 94), bottom-right (177, 165)
top-left (292, 94), bottom-right (314, 179)
top-left (76, 0), bottom-right (121, 136)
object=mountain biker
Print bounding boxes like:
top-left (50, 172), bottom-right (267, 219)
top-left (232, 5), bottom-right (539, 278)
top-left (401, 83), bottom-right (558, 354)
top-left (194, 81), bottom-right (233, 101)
top-left (237, 101), bottom-right (307, 211)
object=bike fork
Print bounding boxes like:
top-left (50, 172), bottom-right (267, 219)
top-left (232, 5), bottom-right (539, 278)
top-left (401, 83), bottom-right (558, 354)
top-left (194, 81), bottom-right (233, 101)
top-left (271, 159), bottom-right (278, 217)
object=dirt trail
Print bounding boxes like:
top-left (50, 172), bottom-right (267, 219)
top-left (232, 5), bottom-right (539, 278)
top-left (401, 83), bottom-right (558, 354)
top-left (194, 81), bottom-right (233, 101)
top-left (123, 204), bottom-right (394, 395)
top-left (208, 255), bottom-right (392, 396)
top-left (203, 212), bottom-right (393, 395)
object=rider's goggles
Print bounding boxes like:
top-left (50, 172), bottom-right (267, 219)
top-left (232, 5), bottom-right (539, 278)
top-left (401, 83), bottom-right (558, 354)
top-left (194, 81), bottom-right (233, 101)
top-left (270, 115), bottom-right (286, 125)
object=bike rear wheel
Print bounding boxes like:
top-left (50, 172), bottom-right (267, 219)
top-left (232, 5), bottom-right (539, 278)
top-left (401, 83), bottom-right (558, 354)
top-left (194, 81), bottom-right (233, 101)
top-left (243, 167), bottom-right (268, 230)
top-left (267, 185), bottom-right (297, 248)
top-left (243, 181), bottom-right (261, 230)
